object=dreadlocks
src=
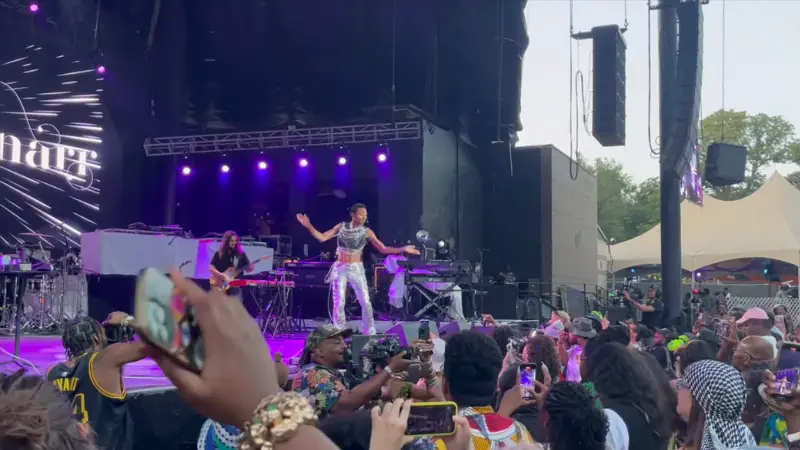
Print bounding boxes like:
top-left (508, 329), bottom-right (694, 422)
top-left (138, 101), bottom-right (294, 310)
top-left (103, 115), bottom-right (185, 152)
top-left (0, 370), bottom-right (97, 450)
top-left (543, 382), bottom-right (607, 450)
top-left (63, 317), bottom-right (105, 360)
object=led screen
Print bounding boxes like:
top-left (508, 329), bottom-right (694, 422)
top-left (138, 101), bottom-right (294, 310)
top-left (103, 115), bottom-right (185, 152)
top-left (0, 43), bottom-right (103, 249)
top-left (681, 141), bottom-right (703, 206)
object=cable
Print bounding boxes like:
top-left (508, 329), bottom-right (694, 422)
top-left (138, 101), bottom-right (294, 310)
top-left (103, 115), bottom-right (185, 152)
top-left (0, 346), bottom-right (41, 375)
top-left (646, 0), bottom-right (660, 157)
top-left (568, 0), bottom-right (579, 180)
top-left (720, 0), bottom-right (727, 140)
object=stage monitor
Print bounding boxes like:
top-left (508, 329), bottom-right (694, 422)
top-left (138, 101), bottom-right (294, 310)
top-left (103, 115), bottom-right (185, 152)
top-left (0, 36), bottom-right (104, 249)
top-left (680, 141), bottom-right (703, 206)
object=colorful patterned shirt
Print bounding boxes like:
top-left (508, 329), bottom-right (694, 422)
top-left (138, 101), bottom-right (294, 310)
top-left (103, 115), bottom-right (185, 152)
top-left (292, 363), bottom-right (349, 419)
top-left (410, 405), bottom-right (534, 450)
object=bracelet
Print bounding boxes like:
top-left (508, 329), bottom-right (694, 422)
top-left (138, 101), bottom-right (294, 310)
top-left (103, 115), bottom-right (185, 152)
top-left (239, 392), bottom-right (317, 450)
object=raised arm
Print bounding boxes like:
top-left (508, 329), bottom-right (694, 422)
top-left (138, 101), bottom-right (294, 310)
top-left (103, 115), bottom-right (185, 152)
top-left (366, 229), bottom-right (419, 255)
top-left (296, 214), bottom-right (341, 243)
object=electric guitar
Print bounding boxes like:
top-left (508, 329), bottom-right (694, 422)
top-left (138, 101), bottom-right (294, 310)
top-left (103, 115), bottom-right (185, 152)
top-left (209, 255), bottom-right (272, 291)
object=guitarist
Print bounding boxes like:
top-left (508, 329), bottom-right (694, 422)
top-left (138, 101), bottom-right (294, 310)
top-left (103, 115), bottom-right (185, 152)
top-left (209, 231), bottom-right (254, 295)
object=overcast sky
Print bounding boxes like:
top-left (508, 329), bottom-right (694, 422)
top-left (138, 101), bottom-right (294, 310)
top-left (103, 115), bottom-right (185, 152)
top-left (518, 0), bottom-right (800, 182)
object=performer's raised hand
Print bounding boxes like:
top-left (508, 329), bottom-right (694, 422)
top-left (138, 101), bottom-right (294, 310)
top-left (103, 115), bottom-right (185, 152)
top-left (296, 213), bottom-right (311, 228)
top-left (403, 245), bottom-right (420, 255)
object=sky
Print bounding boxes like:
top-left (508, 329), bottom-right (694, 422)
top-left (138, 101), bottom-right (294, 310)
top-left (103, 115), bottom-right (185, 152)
top-left (518, 0), bottom-right (800, 183)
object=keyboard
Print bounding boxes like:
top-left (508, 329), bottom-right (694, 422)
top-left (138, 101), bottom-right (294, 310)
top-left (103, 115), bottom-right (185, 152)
top-left (229, 279), bottom-right (296, 288)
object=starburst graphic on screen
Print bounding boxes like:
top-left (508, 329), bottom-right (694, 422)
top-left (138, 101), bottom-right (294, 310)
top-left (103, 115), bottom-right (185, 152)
top-left (0, 44), bottom-right (103, 249)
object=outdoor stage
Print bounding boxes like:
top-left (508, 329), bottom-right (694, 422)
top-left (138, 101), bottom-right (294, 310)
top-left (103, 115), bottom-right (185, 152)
top-left (0, 334), bottom-right (307, 387)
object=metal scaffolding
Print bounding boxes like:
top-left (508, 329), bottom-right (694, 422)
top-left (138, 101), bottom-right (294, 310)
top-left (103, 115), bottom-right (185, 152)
top-left (143, 121), bottom-right (422, 157)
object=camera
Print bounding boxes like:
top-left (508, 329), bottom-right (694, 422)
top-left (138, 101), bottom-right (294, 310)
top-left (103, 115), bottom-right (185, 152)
top-left (359, 336), bottom-right (417, 376)
top-left (507, 337), bottom-right (527, 355)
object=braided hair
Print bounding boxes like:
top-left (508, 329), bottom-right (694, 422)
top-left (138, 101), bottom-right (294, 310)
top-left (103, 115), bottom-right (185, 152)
top-left (62, 317), bottom-right (105, 360)
top-left (543, 382), bottom-right (607, 450)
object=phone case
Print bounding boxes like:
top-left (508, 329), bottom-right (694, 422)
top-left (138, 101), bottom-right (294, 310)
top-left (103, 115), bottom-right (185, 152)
top-left (405, 401), bottom-right (458, 438)
top-left (134, 268), bottom-right (205, 372)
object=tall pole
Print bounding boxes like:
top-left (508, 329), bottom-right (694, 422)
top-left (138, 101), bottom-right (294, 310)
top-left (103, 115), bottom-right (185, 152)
top-left (659, 0), bottom-right (681, 326)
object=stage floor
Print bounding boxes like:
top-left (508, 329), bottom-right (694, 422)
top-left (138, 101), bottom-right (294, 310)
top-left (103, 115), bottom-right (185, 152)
top-left (0, 334), bottom-right (307, 390)
top-left (0, 319), bottom-right (411, 390)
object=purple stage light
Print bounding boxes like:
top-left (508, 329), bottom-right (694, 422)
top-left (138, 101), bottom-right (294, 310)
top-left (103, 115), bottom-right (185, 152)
top-left (298, 158), bottom-right (309, 168)
top-left (29, 3), bottom-right (39, 12)
top-left (220, 164), bottom-right (230, 173)
top-left (377, 153), bottom-right (388, 163)
top-left (337, 156), bottom-right (347, 166)
top-left (96, 65), bottom-right (106, 74)
top-left (258, 161), bottom-right (268, 170)
top-left (181, 166), bottom-right (191, 176)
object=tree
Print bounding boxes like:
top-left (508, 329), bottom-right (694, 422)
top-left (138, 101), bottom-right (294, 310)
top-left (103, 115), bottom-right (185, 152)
top-left (699, 110), bottom-right (795, 200)
top-left (626, 177), bottom-right (661, 238)
top-left (591, 157), bottom-right (635, 243)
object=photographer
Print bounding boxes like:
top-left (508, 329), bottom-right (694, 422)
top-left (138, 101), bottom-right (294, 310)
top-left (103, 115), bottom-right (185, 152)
top-left (622, 287), bottom-right (664, 329)
top-left (360, 336), bottom-right (441, 403)
top-left (293, 325), bottom-right (412, 420)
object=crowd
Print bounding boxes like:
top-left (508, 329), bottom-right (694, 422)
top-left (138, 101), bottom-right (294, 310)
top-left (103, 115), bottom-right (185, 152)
top-left (3, 273), bottom-right (800, 450)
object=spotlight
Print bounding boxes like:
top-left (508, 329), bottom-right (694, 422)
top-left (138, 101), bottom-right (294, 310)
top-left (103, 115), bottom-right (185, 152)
top-left (377, 153), bottom-right (388, 163)
top-left (258, 161), bottom-right (268, 170)
top-left (298, 158), bottom-right (309, 168)
top-left (181, 166), bottom-right (191, 176)
top-left (435, 239), bottom-right (451, 260)
top-left (220, 164), bottom-right (230, 173)
top-left (96, 65), bottom-right (106, 74)
top-left (29, 3), bottom-right (39, 12)
top-left (337, 156), bottom-right (347, 166)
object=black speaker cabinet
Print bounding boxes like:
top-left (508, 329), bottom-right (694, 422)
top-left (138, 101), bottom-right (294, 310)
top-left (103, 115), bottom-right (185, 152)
top-left (592, 25), bottom-right (627, 147)
top-left (705, 142), bottom-right (747, 186)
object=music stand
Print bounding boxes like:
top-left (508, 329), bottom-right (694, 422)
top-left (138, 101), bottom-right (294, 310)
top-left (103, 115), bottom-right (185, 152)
top-left (0, 273), bottom-right (39, 371)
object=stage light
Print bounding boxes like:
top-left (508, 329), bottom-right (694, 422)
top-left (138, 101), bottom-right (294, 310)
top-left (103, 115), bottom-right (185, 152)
top-left (435, 239), bottom-right (452, 260)
top-left (220, 164), bottom-right (230, 173)
top-left (377, 153), bottom-right (388, 163)
top-left (29, 3), bottom-right (39, 12)
top-left (96, 65), bottom-right (106, 74)
top-left (258, 161), bottom-right (268, 170)
top-left (298, 158), bottom-right (309, 168)
top-left (181, 166), bottom-right (191, 176)
top-left (337, 156), bottom-right (347, 166)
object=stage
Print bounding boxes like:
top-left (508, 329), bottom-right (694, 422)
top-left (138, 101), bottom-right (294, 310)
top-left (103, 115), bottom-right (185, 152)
top-left (0, 333), bottom-right (307, 388)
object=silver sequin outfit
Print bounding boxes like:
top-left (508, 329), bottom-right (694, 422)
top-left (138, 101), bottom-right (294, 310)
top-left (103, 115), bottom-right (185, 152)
top-left (326, 222), bottom-right (375, 335)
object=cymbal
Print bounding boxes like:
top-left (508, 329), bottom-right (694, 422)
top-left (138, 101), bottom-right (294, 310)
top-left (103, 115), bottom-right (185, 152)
top-left (19, 232), bottom-right (54, 238)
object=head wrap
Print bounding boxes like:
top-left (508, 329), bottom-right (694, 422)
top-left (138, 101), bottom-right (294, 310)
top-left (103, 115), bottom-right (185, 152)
top-left (683, 359), bottom-right (756, 450)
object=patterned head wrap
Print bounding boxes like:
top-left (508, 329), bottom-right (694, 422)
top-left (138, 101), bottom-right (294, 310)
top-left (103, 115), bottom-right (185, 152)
top-left (683, 360), bottom-right (757, 450)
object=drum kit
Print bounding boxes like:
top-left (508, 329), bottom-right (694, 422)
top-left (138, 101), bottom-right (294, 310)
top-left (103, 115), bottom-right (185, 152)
top-left (0, 232), bottom-right (87, 334)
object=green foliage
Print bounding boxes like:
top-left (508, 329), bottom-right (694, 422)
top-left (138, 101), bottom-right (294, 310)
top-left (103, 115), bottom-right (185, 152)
top-left (591, 110), bottom-right (799, 242)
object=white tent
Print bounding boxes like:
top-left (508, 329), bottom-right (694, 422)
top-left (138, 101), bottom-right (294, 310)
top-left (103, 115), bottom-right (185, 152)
top-left (610, 172), bottom-right (800, 272)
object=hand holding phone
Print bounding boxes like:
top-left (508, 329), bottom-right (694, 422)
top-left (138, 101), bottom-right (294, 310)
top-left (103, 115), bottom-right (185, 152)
top-left (775, 369), bottom-right (800, 397)
top-left (135, 268), bottom-right (205, 372)
top-left (405, 402), bottom-right (458, 437)
top-left (519, 364), bottom-right (537, 400)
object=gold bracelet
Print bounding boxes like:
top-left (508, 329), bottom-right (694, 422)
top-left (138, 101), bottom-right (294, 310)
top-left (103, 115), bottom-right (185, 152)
top-left (239, 392), bottom-right (317, 450)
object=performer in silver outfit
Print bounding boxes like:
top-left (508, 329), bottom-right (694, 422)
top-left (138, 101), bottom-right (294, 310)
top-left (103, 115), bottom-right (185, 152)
top-left (297, 203), bottom-right (419, 335)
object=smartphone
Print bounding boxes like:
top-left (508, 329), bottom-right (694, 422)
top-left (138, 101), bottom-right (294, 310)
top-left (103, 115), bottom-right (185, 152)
top-left (519, 363), bottom-right (536, 399)
top-left (405, 402), bottom-right (458, 437)
top-left (778, 343), bottom-right (800, 371)
top-left (774, 368), bottom-right (800, 397)
top-left (418, 320), bottom-right (430, 342)
top-left (134, 268), bottom-right (205, 372)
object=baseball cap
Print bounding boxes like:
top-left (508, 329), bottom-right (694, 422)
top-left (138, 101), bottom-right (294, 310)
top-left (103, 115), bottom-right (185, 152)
top-left (566, 317), bottom-right (598, 339)
top-left (736, 307), bottom-right (770, 324)
top-left (304, 325), bottom-right (354, 351)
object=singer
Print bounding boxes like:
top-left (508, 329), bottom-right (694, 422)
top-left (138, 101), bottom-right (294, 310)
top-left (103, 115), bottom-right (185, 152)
top-left (297, 203), bottom-right (419, 335)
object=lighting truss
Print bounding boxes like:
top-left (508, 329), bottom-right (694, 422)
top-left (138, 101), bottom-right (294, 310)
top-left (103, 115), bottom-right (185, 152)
top-left (143, 121), bottom-right (422, 157)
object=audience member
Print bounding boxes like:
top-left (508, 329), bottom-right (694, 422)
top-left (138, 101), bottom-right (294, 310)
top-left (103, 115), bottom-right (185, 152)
top-left (439, 331), bottom-right (533, 448)
top-left (678, 359), bottom-right (756, 449)
top-left (0, 370), bottom-right (97, 450)
top-left (560, 317), bottom-right (597, 382)
top-left (585, 343), bottom-right (671, 450)
top-left (738, 308), bottom-right (779, 358)
top-left (536, 382), bottom-right (609, 450)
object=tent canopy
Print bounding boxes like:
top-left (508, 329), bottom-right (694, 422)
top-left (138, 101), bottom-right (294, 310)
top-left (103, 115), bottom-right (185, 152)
top-left (610, 172), bottom-right (800, 272)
